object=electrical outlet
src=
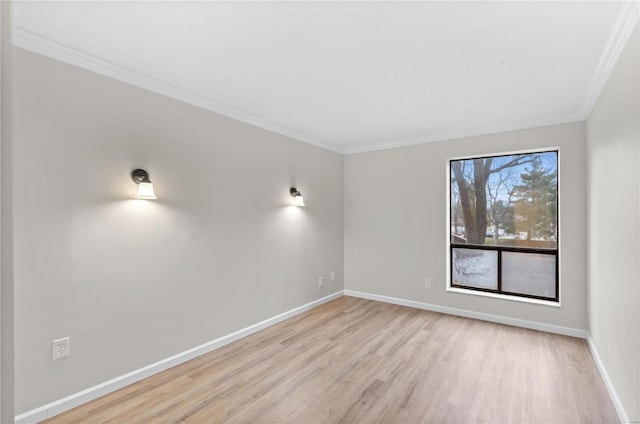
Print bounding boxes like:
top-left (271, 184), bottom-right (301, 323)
top-left (424, 278), bottom-right (432, 289)
top-left (330, 272), bottom-right (336, 281)
top-left (52, 337), bottom-right (70, 360)
top-left (319, 277), bottom-right (324, 287)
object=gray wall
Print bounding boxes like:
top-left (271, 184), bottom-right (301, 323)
top-left (586, 25), bottom-right (639, 422)
top-left (12, 48), bottom-right (344, 413)
top-left (345, 122), bottom-right (587, 330)
top-left (1, 2), bottom-right (14, 422)
top-left (10, 18), bottom-right (639, 421)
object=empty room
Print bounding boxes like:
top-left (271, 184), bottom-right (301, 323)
top-left (0, 1), bottom-right (639, 423)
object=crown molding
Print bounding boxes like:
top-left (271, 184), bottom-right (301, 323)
top-left (12, 2), bottom-right (634, 158)
top-left (579, 0), bottom-right (639, 119)
top-left (343, 113), bottom-right (584, 155)
top-left (11, 26), bottom-right (345, 155)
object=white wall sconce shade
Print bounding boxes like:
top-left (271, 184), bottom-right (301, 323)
top-left (290, 187), bottom-right (305, 206)
top-left (131, 169), bottom-right (157, 199)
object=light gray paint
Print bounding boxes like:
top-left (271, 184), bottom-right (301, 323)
top-left (10, 16), bottom-right (638, 420)
top-left (12, 48), bottom-right (344, 413)
top-left (1, 2), bottom-right (14, 422)
top-left (345, 122), bottom-right (587, 330)
top-left (586, 24), bottom-right (639, 422)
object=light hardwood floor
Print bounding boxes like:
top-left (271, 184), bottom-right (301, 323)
top-left (44, 296), bottom-right (618, 423)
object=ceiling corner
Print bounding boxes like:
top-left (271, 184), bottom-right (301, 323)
top-left (579, 1), bottom-right (639, 120)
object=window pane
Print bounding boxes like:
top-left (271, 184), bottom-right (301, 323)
top-left (452, 248), bottom-right (497, 290)
top-left (502, 251), bottom-right (556, 298)
top-left (450, 151), bottom-right (558, 250)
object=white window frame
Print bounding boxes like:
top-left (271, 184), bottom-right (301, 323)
top-left (445, 147), bottom-right (561, 307)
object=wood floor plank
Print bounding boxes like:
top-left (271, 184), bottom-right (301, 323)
top-left (43, 296), bottom-right (619, 423)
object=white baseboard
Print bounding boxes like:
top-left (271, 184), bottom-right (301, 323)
top-left (17, 290), bottom-right (631, 424)
top-left (15, 290), bottom-right (344, 424)
top-left (346, 290), bottom-right (634, 422)
top-left (344, 290), bottom-right (588, 338)
top-left (587, 337), bottom-right (631, 424)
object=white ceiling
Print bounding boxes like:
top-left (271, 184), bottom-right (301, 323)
top-left (11, 1), bottom-right (639, 154)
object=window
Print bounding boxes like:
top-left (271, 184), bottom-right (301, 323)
top-left (448, 150), bottom-right (558, 302)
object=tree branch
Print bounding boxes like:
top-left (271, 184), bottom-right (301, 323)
top-left (488, 154), bottom-right (536, 175)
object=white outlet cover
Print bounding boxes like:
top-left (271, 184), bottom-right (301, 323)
top-left (331, 272), bottom-right (336, 281)
top-left (52, 337), bottom-right (70, 360)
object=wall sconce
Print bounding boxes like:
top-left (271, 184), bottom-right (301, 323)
top-left (131, 169), bottom-right (157, 199)
top-left (290, 187), bottom-right (305, 206)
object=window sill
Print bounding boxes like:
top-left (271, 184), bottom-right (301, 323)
top-left (446, 287), bottom-right (561, 308)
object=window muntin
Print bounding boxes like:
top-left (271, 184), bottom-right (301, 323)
top-left (449, 150), bottom-right (558, 302)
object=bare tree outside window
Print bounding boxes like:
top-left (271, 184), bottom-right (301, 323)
top-left (449, 150), bottom-right (558, 301)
